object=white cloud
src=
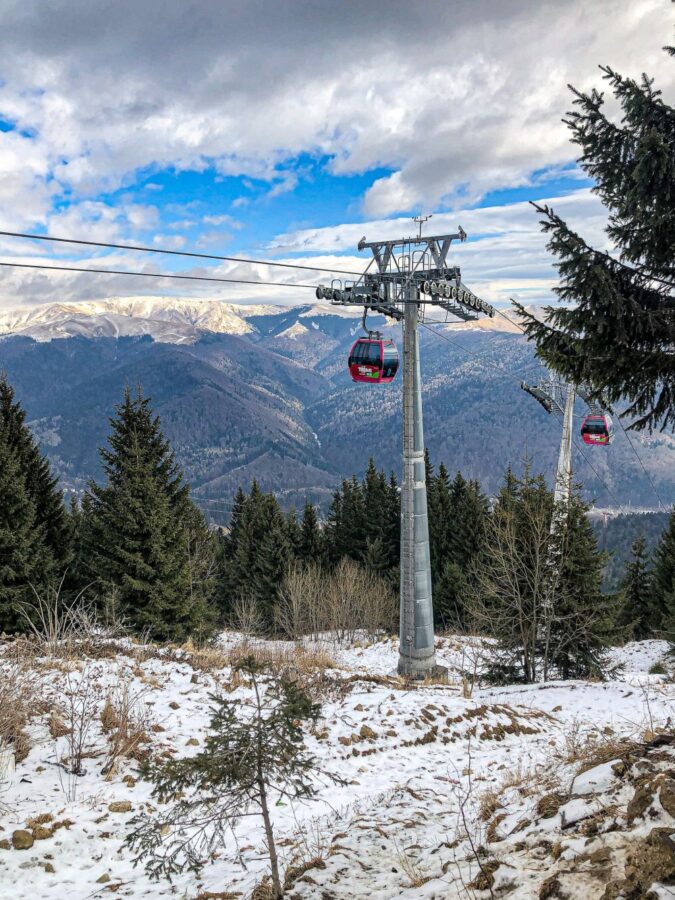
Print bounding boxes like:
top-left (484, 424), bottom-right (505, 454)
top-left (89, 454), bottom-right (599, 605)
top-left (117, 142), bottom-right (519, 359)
top-left (0, 0), bottom-right (671, 307)
top-left (270, 187), bottom-right (610, 306)
top-left (0, 188), bottom-right (603, 309)
top-left (202, 214), bottom-right (242, 228)
top-left (0, 0), bottom-right (671, 223)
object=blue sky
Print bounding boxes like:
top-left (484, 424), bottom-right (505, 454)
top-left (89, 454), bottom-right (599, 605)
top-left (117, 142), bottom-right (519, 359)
top-left (75, 161), bottom-right (592, 266)
top-left (0, 0), bottom-right (671, 307)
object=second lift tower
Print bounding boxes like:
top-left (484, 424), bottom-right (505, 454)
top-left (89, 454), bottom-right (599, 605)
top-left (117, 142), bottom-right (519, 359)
top-left (317, 222), bottom-right (495, 679)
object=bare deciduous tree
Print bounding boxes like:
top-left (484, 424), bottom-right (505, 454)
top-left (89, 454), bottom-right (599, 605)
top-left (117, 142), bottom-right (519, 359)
top-left (468, 484), bottom-right (553, 684)
top-left (276, 558), bottom-right (396, 647)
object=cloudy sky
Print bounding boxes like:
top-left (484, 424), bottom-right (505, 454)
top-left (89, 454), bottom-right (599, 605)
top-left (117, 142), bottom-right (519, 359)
top-left (0, 0), bottom-right (672, 309)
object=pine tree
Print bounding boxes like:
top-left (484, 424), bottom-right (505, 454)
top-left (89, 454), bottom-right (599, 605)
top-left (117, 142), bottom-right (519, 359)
top-left (183, 502), bottom-right (219, 640)
top-left (84, 387), bottom-right (216, 641)
top-left (128, 656), bottom-right (329, 896)
top-left (325, 476), bottom-right (366, 565)
top-left (550, 492), bottom-right (619, 678)
top-left (469, 466), bottom-right (551, 682)
top-left (284, 508), bottom-right (301, 557)
top-left (299, 502), bottom-right (322, 562)
top-left (428, 463), bottom-right (487, 632)
top-left (249, 496), bottom-right (292, 629)
top-left (383, 472), bottom-right (401, 581)
top-left (362, 458), bottom-right (397, 577)
top-left (0, 376), bottom-right (72, 583)
top-left (617, 535), bottom-right (654, 640)
top-left (324, 463), bottom-right (399, 581)
top-left (516, 52), bottom-right (675, 431)
top-left (0, 423), bottom-right (48, 632)
top-left (222, 482), bottom-right (292, 631)
top-left (427, 461), bottom-right (455, 629)
top-left (652, 507), bottom-right (675, 638)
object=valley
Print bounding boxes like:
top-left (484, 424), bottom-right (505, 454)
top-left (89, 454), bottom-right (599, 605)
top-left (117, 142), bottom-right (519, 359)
top-left (0, 298), bottom-right (672, 521)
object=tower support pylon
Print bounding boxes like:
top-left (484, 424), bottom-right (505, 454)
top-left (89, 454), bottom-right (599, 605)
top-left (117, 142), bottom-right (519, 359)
top-left (316, 221), bottom-right (495, 680)
top-left (398, 282), bottom-right (435, 677)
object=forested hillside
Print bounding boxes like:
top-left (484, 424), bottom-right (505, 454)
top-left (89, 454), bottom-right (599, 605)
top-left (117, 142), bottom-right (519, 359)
top-left (1, 303), bottom-right (672, 521)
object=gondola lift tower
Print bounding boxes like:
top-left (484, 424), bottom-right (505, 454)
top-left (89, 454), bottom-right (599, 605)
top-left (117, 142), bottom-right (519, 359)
top-left (317, 220), bottom-right (495, 679)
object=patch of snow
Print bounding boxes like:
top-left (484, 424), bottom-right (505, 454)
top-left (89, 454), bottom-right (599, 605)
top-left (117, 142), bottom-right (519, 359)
top-left (607, 639), bottom-right (671, 673)
top-left (1, 634), bottom-right (673, 899)
top-left (571, 759), bottom-right (621, 796)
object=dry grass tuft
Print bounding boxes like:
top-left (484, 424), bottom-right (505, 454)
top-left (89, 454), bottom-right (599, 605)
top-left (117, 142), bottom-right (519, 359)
top-left (558, 721), bottom-right (638, 772)
top-left (478, 787), bottom-right (501, 822)
top-left (183, 644), bottom-right (230, 673)
top-left (224, 642), bottom-right (338, 674)
top-left (100, 699), bottom-right (119, 734)
top-left (48, 711), bottom-right (71, 738)
top-left (395, 844), bottom-right (432, 889)
top-left (283, 855), bottom-right (327, 890)
top-left (0, 664), bottom-right (46, 764)
top-left (536, 791), bottom-right (567, 819)
top-left (26, 813), bottom-right (53, 828)
top-left (101, 683), bottom-right (152, 778)
top-left (249, 878), bottom-right (276, 900)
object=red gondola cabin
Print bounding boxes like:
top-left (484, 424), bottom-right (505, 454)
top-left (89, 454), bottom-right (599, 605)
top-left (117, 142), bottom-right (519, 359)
top-left (348, 338), bottom-right (399, 384)
top-left (580, 414), bottom-right (614, 446)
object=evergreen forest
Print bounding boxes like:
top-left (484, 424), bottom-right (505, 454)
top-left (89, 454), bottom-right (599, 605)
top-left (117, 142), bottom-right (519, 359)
top-left (1, 373), bottom-right (673, 681)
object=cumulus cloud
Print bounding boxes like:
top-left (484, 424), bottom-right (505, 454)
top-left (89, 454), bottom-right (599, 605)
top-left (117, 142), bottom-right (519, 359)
top-left (0, 0), bottom-right (671, 222)
top-left (0, 0), bottom-right (671, 305)
top-left (0, 188), bottom-right (605, 310)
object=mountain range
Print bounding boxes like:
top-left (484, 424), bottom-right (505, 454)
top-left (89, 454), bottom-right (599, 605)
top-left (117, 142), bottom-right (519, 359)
top-left (0, 297), bottom-right (672, 522)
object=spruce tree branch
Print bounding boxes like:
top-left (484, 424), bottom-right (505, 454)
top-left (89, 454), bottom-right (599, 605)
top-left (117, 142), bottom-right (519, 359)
top-left (529, 202), bottom-right (675, 291)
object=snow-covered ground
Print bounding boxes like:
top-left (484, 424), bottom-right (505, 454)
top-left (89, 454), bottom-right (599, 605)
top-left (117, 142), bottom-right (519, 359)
top-left (0, 635), bottom-right (673, 899)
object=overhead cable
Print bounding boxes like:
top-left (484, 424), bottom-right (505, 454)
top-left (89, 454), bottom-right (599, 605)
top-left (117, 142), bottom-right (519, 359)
top-left (419, 319), bottom-right (623, 506)
top-left (0, 229), bottom-right (364, 277)
top-left (615, 415), bottom-right (667, 511)
top-left (0, 260), bottom-right (316, 289)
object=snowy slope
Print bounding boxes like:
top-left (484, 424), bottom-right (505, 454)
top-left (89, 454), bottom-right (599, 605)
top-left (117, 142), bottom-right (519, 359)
top-left (0, 297), bottom-right (532, 343)
top-left (0, 635), bottom-right (672, 899)
top-left (0, 297), bottom-right (279, 343)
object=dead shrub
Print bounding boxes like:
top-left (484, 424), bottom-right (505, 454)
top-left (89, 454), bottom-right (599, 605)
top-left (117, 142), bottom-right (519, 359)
top-left (0, 664), bottom-right (43, 764)
top-left (230, 593), bottom-right (266, 640)
top-left (17, 578), bottom-right (128, 661)
top-left (101, 682), bottom-right (152, 777)
top-left (58, 663), bottom-right (100, 785)
top-left (277, 558), bottom-right (397, 646)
